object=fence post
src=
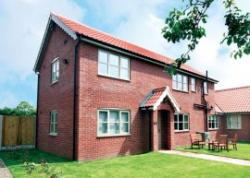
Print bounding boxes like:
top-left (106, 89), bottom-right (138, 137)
top-left (0, 115), bottom-right (3, 150)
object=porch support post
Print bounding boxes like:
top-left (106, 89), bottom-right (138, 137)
top-left (151, 110), bottom-right (159, 151)
top-left (0, 115), bottom-right (3, 150)
top-left (169, 113), bottom-right (175, 150)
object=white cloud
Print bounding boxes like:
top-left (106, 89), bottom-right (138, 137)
top-left (0, 0), bottom-right (85, 79)
top-left (87, 0), bottom-right (250, 90)
top-left (0, 0), bottom-right (84, 107)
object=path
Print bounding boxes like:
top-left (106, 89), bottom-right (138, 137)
top-left (0, 159), bottom-right (12, 178)
top-left (160, 150), bottom-right (250, 166)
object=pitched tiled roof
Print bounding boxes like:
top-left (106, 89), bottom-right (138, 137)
top-left (54, 14), bottom-right (204, 76)
top-left (140, 86), bottom-right (180, 112)
top-left (215, 86), bottom-right (250, 113)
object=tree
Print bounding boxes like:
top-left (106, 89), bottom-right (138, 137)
top-left (162, 0), bottom-right (250, 74)
top-left (0, 101), bottom-right (36, 116)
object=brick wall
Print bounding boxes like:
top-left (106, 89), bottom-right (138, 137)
top-left (219, 114), bottom-right (250, 141)
top-left (76, 42), bottom-right (216, 160)
top-left (37, 25), bottom-right (77, 159)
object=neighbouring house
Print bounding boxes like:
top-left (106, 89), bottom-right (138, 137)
top-left (34, 13), bottom-right (221, 160)
top-left (215, 86), bottom-right (250, 141)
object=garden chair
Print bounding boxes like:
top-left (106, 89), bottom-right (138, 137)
top-left (190, 133), bottom-right (205, 149)
top-left (208, 133), bottom-right (218, 150)
top-left (213, 135), bottom-right (229, 152)
top-left (228, 133), bottom-right (238, 150)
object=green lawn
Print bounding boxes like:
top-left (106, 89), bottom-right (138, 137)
top-left (176, 142), bottom-right (250, 160)
top-left (0, 149), bottom-right (250, 178)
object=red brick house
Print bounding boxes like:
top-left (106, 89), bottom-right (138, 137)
top-left (34, 13), bottom-right (220, 160)
top-left (215, 86), bottom-right (250, 141)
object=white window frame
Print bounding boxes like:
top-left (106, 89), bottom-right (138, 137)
top-left (50, 110), bottom-right (58, 136)
top-left (174, 113), bottom-right (189, 132)
top-left (203, 82), bottom-right (208, 94)
top-left (208, 115), bottom-right (219, 130)
top-left (97, 109), bottom-right (130, 137)
top-left (51, 58), bottom-right (60, 84)
top-left (98, 50), bottom-right (130, 80)
top-left (227, 114), bottom-right (241, 129)
top-left (172, 74), bottom-right (188, 92)
top-left (191, 78), bottom-right (196, 92)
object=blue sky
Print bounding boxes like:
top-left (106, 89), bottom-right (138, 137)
top-left (0, 0), bottom-right (249, 108)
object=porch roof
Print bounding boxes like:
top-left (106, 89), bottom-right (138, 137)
top-left (140, 86), bottom-right (180, 112)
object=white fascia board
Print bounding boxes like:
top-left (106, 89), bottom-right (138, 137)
top-left (33, 13), bottom-right (77, 72)
top-left (153, 86), bottom-right (181, 112)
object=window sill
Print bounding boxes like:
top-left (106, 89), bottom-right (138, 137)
top-left (98, 74), bottom-right (130, 82)
top-left (172, 89), bottom-right (189, 93)
top-left (227, 128), bottom-right (241, 130)
top-left (49, 133), bottom-right (58, 136)
top-left (51, 80), bottom-right (58, 86)
top-left (174, 130), bottom-right (189, 133)
top-left (97, 133), bottom-right (131, 138)
top-left (208, 128), bottom-right (219, 131)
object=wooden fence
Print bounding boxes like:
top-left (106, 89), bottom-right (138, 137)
top-left (0, 115), bottom-right (36, 150)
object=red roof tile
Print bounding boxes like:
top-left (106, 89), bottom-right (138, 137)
top-left (215, 86), bottom-right (250, 113)
top-left (54, 14), bottom-right (203, 75)
top-left (144, 87), bottom-right (166, 107)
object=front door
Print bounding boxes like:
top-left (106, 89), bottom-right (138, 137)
top-left (158, 110), bottom-right (168, 150)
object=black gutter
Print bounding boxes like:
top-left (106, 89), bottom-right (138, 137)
top-left (35, 73), bottom-right (40, 148)
top-left (204, 71), bottom-right (208, 131)
top-left (72, 38), bottom-right (81, 160)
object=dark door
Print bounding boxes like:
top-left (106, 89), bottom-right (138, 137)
top-left (159, 111), bottom-right (168, 150)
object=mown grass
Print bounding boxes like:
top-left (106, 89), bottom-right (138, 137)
top-left (0, 149), bottom-right (249, 178)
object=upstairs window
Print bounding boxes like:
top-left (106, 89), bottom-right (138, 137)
top-left (51, 58), bottom-right (59, 83)
top-left (208, 115), bottom-right (219, 129)
top-left (50, 111), bottom-right (58, 136)
top-left (98, 50), bottom-right (130, 80)
top-left (203, 82), bottom-right (208, 94)
top-left (98, 109), bottom-right (130, 136)
top-left (191, 78), bottom-right (196, 92)
top-left (174, 114), bottom-right (189, 131)
top-left (172, 74), bottom-right (188, 92)
top-left (227, 114), bottom-right (241, 129)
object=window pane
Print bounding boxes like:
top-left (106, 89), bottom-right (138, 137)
top-left (179, 114), bottom-right (183, 122)
top-left (184, 123), bottom-right (189, 130)
top-left (99, 123), bottom-right (108, 134)
top-left (99, 63), bottom-right (108, 75)
top-left (99, 51), bottom-right (108, 63)
top-left (120, 68), bottom-right (129, 80)
top-left (110, 111), bottom-right (119, 122)
top-left (177, 74), bottom-right (182, 82)
top-left (99, 111), bottom-right (108, 122)
top-left (183, 76), bottom-right (187, 84)
top-left (109, 66), bottom-right (119, 77)
top-left (177, 82), bottom-right (182, 91)
top-left (121, 112), bottom-right (129, 122)
top-left (183, 83), bottom-right (188, 92)
top-left (109, 54), bottom-right (119, 66)
top-left (121, 123), bottom-right (129, 133)
top-left (174, 115), bottom-right (178, 122)
top-left (173, 74), bottom-right (177, 81)
top-left (120, 58), bottom-right (129, 68)
top-left (174, 123), bottom-right (178, 130)
top-left (179, 122), bottom-right (183, 130)
top-left (173, 80), bottom-right (177, 89)
top-left (184, 115), bottom-right (189, 122)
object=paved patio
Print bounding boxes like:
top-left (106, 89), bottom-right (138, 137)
top-left (160, 150), bottom-right (250, 166)
top-left (0, 159), bottom-right (12, 178)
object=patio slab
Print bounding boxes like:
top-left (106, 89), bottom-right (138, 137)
top-left (0, 159), bottom-right (13, 178)
top-left (160, 150), bottom-right (250, 166)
